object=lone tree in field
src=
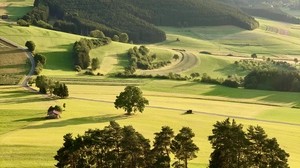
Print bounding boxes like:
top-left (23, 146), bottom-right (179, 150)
top-left (119, 33), bottom-right (129, 43)
top-left (294, 58), bottom-right (298, 65)
top-left (114, 86), bottom-right (149, 115)
top-left (251, 53), bottom-right (257, 60)
top-left (25, 41), bottom-right (36, 52)
top-left (173, 54), bottom-right (180, 60)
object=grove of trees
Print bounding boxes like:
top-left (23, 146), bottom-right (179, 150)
top-left (208, 118), bottom-right (289, 168)
top-left (36, 75), bottom-right (69, 98)
top-left (73, 38), bottom-right (110, 70)
top-left (25, 41), bottom-right (35, 52)
top-left (54, 121), bottom-right (199, 168)
top-left (114, 86), bottom-right (149, 115)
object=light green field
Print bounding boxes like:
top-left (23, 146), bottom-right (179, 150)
top-left (0, 0), bottom-right (33, 21)
top-left (1, 83), bottom-right (300, 168)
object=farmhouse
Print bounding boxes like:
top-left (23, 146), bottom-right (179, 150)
top-left (46, 109), bottom-right (61, 119)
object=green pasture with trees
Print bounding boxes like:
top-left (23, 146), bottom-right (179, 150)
top-left (1, 0), bottom-right (300, 167)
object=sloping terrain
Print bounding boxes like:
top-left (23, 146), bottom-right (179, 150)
top-left (25, 0), bottom-right (258, 43)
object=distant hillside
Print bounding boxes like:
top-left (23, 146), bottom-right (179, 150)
top-left (216, 0), bottom-right (300, 24)
top-left (23, 0), bottom-right (259, 43)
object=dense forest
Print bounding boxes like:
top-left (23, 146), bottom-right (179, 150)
top-left (23, 0), bottom-right (259, 43)
top-left (217, 0), bottom-right (300, 24)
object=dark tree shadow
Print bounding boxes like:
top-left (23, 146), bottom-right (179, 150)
top-left (24, 114), bottom-right (128, 129)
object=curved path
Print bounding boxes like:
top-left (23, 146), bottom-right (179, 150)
top-left (138, 52), bottom-right (198, 75)
top-left (69, 96), bottom-right (300, 127)
top-left (0, 37), bottom-right (35, 89)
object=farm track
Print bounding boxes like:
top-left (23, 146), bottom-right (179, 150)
top-left (69, 96), bottom-right (300, 127)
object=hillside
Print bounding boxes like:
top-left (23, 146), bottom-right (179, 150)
top-left (216, 0), bottom-right (300, 24)
top-left (23, 0), bottom-right (259, 43)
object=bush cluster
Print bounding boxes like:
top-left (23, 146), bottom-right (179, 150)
top-left (125, 46), bottom-right (171, 74)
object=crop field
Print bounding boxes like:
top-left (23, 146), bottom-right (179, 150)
top-left (0, 38), bottom-right (29, 85)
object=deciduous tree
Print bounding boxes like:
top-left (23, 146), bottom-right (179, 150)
top-left (25, 41), bottom-right (36, 52)
top-left (114, 86), bottom-right (149, 115)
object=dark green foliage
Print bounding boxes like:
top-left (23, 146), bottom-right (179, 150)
top-left (251, 53), bottom-right (257, 59)
top-left (91, 58), bottom-right (100, 70)
top-left (173, 54), bottom-right (180, 60)
top-left (55, 122), bottom-right (199, 168)
top-left (17, 19), bottom-right (30, 27)
top-left (34, 20), bottom-right (53, 29)
top-left (171, 127), bottom-right (199, 168)
top-left (119, 33), bottom-right (129, 43)
top-left (90, 30), bottom-right (105, 38)
top-left (208, 118), bottom-right (289, 168)
top-left (112, 35), bottom-right (119, 42)
top-left (235, 59), bottom-right (297, 72)
top-left (25, 41), bottom-right (35, 52)
top-left (55, 121), bottom-right (151, 168)
top-left (126, 46), bottom-right (170, 74)
top-left (34, 53), bottom-right (46, 65)
top-left (73, 38), bottom-right (110, 69)
top-left (53, 83), bottom-right (69, 98)
top-left (28, 0), bottom-right (258, 43)
top-left (74, 65), bottom-right (81, 72)
top-left (222, 79), bottom-right (239, 88)
top-left (34, 62), bottom-right (43, 75)
top-left (33, 53), bottom-right (46, 75)
top-left (114, 86), bottom-right (149, 114)
top-left (244, 69), bottom-right (300, 92)
top-left (35, 75), bottom-right (48, 93)
top-left (241, 7), bottom-right (300, 24)
top-left (35, 75), bottom-right (69, 98)
top-left (151, 126), bottom-right (174, 168)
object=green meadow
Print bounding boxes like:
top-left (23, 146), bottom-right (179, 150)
top-left (0, 0), bottom-right (300, 167)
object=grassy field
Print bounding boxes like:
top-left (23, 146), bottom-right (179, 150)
top-left (1, 83), bottom-right (300, 167)
top-left (0, 0), bottom-right (33, 21)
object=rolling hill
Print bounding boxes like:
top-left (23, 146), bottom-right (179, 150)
top-left (23, 0), bottom-right (259, 43)
top-left (216, 0), bottom-right (300, 24)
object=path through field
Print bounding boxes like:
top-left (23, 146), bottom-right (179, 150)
top-left (138, 52), bottom-right (198, 75)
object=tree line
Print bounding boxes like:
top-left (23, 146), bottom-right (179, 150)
top-left (23, 0), bottom-right (258, 43)
top-left (54, 118), bottom-right (289, 168)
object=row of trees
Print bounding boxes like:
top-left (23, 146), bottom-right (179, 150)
top-left (73, 38), bottom-right (110, 70)
top-left (244, 69), bottom-right (300, 92)
top-left (55, 121), bottom-right (198, 168)
top-left (54, 119), bottom-right (289, 168)
top-left (35, 75), bottom-right (69, 98)
top-left (25, 41), bottom-right (47, 75)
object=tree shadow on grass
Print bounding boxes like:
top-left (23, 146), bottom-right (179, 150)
top-left (0, 96), bottom-right (50, 104)
top-left (24, 114), bottom-right (128, 129)
top-left (14, 117), bottom-right (46, 122)
top-left (203, 85), bottom-right (300, 106)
